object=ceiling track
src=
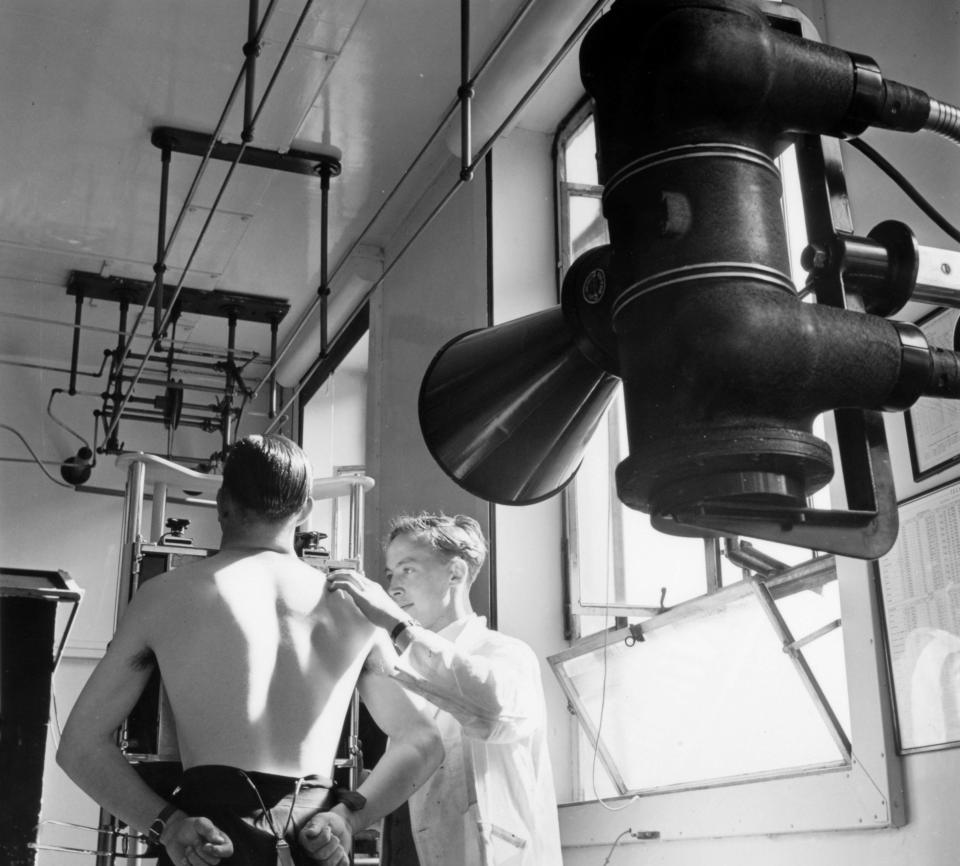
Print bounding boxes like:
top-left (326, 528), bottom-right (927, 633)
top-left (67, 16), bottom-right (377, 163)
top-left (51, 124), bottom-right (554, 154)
top-left (85, 0), bottom-right (345, 461)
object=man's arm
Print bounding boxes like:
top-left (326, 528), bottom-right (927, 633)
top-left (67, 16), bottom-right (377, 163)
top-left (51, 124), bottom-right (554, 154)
top-left (327, 569), bottom-right (541, 741)
top-left (299, 635), bottom-right (443, 864)
top-left (57, 581), bottom-right (233, 863)
top-left (393, 630), bottom-right (542, 741)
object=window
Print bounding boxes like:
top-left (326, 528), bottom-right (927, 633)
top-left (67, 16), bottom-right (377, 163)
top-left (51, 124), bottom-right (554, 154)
top-left (558, 110), bottom-right (825, 627)
top-left (551, 5), bottom-right (902, 836)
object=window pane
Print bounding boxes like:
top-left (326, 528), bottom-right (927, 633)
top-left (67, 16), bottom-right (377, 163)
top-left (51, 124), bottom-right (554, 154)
top-left (552, 580), bottom-right (848, 793)
top-left (564, 118), bottom-right (599, 185)
top-left (568, 193), bottom-right (607, 260)
top-left (573, 390), bottom-right (709, 611)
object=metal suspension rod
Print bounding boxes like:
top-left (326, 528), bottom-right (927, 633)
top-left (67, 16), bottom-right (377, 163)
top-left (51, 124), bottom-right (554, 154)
top-left (154, 144), bottom-right (171, 343)
top-left (245, 0), bottom-right (260, 132)
top-left (69, 291), bottom-right (84, 394)
top-left (459, 0), bottom-right (474, 182)
top-left (105, 298), bottom-right (131, 449)
top-left (263, 0), bottom-right (609, 429)
top-left (319, 164), bottom-right (331, 356)
top-left (269, 317), bottom-right (279, 418)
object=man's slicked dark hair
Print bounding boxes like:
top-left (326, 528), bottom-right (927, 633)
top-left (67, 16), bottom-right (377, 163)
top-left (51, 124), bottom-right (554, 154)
top-left (221, 434), bottom-right (312, 522)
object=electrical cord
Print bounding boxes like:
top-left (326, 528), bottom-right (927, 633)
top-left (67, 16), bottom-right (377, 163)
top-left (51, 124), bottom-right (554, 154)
top-left (601, 828), bottom-right (633, 864)
top-left (590, 501), bottom-right (639, 813)
top-left (847, 137), bottom-right (960, 246)
top-left (47, 390), bottom-right (90, 449)
top-left (1, 424), bottom-right (75, 489)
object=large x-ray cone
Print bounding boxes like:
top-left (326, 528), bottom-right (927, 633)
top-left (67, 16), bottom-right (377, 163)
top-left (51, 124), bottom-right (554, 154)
top-left (418, 247), bottom-right (620, 504)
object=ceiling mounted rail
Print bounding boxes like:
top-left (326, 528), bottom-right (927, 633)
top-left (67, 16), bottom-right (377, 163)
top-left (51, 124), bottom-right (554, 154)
top-left (99, 0), bottom-right (344, 456)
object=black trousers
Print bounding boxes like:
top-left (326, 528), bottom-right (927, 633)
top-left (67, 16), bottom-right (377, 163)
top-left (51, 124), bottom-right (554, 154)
top-left (156, 765), bottom-right (334, 866)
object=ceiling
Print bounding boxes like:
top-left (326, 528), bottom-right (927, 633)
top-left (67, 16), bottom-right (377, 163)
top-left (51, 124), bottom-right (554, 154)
top-left (0, 0), bottom-right (595, 416)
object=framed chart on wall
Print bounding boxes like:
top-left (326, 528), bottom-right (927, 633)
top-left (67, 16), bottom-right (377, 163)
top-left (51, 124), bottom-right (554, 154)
top-left (904, 307), bottom-right (960, 481)
top-left (876, 478), bottom-right (960, 753)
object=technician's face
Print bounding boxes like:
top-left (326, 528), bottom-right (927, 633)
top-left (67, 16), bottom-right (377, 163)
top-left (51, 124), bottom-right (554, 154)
top-left (385, 534), bottom-right (456, 631)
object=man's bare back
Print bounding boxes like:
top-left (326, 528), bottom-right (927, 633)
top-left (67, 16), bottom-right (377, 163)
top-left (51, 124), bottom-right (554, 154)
top-left (134, 548), bottom-right (379, 777)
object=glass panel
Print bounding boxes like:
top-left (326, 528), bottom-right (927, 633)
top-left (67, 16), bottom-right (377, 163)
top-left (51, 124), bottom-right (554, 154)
top-left (574, 391), bottom-right (709, 611)
top-left (568, 193), bottom-right (607, 260)
top-left (552, 579), bottom-right (848, 793)
top-left (564, 118), bottom-right (599, 185)
top-left (776, 581), bottom-right (850, 732)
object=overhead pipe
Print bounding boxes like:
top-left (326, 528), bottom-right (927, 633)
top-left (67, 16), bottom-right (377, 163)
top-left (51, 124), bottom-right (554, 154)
top-left (262, 0), bottom-right (610, 432)
top-left (268, 317), bottom-right (279, 418)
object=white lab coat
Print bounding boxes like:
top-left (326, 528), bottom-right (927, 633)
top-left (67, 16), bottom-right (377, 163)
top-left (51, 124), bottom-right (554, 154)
top-left (391, 615), bottom-right (562, 866)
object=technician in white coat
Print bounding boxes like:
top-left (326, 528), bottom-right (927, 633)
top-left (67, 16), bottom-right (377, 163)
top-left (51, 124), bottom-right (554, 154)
top-left (326, 512), bottom-right (562, 866)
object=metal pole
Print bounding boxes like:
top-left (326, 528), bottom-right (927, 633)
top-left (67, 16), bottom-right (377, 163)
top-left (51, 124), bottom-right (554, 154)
top-left (244, 0), bottom-right (260, 135)
top-left (153, 145), bottom-right (171, 344)
top-left (319, 165), bottom-right (331, 356)
top-left (269, 317), bottom-right (279, 418)
top-left (69, 292), bottom-right (84, 395)
top-left (459, 0), bottom-right (475, 181)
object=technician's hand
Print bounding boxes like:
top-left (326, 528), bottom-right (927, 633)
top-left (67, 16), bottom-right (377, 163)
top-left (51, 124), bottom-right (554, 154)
top-left (163, 813), bottom-right (233, 866)
top-left (326, 569), bottom-right (406, 631)
top-left (298, 809), bottom-right (352, 866)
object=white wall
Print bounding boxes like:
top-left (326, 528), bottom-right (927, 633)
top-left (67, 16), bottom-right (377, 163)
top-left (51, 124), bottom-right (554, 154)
top-left (489, 128), bottom-right (577, 804)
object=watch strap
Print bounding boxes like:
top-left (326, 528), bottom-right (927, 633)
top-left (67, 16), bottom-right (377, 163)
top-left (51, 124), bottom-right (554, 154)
top-left (146, 802), bottom-right (179, 846)
top-left (390, 618), bottom-right (419, 652)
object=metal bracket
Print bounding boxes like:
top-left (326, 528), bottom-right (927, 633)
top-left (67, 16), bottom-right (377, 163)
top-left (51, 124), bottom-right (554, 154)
top-left (151, 126), bottom-right (342, 178)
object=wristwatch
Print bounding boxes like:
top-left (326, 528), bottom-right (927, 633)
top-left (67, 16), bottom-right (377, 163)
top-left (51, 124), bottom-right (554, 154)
top-left (146, 802), bottom-right (179, 846)
top-left (390, 618), bottom-right (419, 653)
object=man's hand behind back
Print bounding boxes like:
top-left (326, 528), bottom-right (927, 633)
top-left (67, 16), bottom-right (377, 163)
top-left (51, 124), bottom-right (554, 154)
top-left (298, 810), bottom-right (353, 866)
top-left (163, 813), bottom-right (233, 866)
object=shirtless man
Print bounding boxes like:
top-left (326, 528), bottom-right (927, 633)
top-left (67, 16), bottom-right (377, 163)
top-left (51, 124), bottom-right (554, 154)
top-left (57, 435), bottom-right (443, 866)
